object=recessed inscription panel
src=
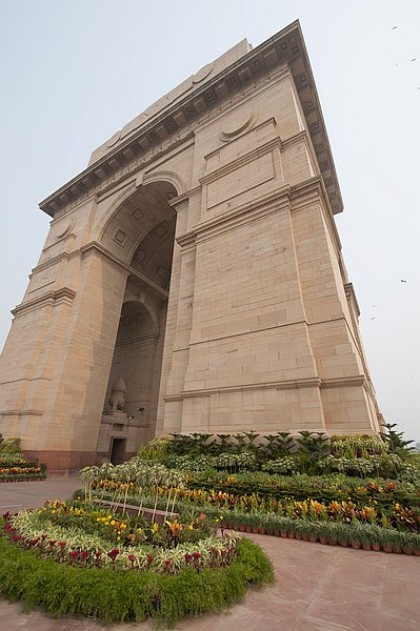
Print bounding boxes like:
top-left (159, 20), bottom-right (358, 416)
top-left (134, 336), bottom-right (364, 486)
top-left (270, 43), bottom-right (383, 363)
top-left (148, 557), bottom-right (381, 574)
top-left (206, 152), bottom-right (276, 210)
top-left (28, 262), bottom-right (61, 293)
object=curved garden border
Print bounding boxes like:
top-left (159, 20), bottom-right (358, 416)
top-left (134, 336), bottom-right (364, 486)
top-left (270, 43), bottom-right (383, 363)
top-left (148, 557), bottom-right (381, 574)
top-left (0, 531), bottom-right (274, 626)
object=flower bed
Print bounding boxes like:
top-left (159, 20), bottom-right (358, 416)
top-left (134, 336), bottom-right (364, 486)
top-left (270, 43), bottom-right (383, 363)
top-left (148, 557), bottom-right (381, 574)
top-left (1, 503), bottom-right (274, 625)
top-left (92, 478), bottom-right (420, 533)
top-left (0, 464), bottom-right (46, 482)
top-left (0, 434), bottom-right (47, 482)
top-left (79, 458), bottom-right (420, 556)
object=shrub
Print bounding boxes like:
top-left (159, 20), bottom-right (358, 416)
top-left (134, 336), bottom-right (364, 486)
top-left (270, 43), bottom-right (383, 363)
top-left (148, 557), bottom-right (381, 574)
top-left (137, 435), bottom-right (173, 462)
top-left (330, 434), bottom-right (388, 458)
top-left (215, 451), bottom-right (257, 473)
top-left (0, 529), bottom-right (274, 626)
top-left (166, 454), bottom-right (217, 472)
top-left (261, 456), bottom-right (297, 475)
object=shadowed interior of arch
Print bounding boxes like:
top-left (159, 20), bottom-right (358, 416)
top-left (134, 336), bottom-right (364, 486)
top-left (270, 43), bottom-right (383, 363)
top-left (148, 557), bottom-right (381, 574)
top-left (100, 182), bottom-right (178, 458)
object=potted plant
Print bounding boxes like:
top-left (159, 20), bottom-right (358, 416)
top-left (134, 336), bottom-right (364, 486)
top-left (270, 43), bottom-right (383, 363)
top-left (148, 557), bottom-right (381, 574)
top-left (336, 523), bottom-right (349, 548)
top-left (349, 524), bottom-right (361, 549)
top-left (264, 513), bottom-right (277, 536)
top-left (299, 521), bottom-right (310, 542)
top-left (358, 524), bottom-right (372, 551)
top-left (391, 530), bottom-right (403, 554)
top-left (401, 531), bottom-right (415, 555)
top-left (367, 525), bottom-right (381, 552)
top-left (412, 533), bottom-right (420, 556)
top-left (380, 529), bottom-right (395, 553)
top-left (326, 522), bottom-right (338, 546)
top-left (307, 522), bottom-right (320, 544)
top-left (319, 524), bottom-right (329, 545)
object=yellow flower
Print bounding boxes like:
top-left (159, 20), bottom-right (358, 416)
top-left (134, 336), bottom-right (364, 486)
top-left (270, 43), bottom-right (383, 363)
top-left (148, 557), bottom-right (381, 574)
top-left (111, 520), bottom-right (116, 526)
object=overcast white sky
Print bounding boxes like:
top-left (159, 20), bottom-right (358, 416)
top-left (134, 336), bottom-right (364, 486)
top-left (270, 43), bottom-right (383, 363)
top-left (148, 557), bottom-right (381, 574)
top-left (1, 1), bottom-right (419, 441)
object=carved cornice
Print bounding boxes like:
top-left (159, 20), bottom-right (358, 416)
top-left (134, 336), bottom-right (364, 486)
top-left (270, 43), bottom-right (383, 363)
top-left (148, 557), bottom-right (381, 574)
top-left (39, 21), bottom-right (343, 218)
top-left (12, 287), bottom-right (76, 318)
top-left (176, 184), bottom-right (291, 248)
top-left (321, 375), bottom-right (366, 388)
top-left (344, 282), bottom-right (361, 317)
top-left (177, 174), bottom-right (334, 248)
top-left (164, 377), bottom-right (322, 401)
top-left (164, 374), bottom-right (370, 402)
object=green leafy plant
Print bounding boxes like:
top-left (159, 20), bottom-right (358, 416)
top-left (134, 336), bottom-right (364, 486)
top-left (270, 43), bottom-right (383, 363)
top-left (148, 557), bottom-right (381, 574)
top-left (380, 423), bottom-right (415, 456)
top-left (0, 529), bottom-right (274, 626)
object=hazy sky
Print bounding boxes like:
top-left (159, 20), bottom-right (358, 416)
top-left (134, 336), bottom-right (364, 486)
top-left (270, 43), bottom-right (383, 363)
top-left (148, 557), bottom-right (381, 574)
top-left (1, 1), bottom-right (419, 440)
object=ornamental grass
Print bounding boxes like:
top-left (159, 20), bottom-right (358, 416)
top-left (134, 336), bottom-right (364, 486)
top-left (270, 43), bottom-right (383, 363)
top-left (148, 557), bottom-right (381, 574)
top-left (0, 522), bottom-right (274, 626)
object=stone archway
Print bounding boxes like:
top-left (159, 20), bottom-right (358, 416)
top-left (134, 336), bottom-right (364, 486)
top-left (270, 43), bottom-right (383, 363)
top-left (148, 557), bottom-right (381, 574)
top-left (96, 183), bottom-right (178, 462)
top-left (0, 23), bottom-right (383, 472)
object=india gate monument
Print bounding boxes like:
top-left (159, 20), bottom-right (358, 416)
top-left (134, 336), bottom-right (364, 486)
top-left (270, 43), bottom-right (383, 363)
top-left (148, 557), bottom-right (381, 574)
top-left (0, 21), bottom-right (382, 472)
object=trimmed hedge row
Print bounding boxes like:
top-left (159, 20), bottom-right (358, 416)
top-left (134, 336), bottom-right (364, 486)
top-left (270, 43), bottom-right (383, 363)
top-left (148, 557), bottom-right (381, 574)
top-left (0, 534), bottom-right (274, 627)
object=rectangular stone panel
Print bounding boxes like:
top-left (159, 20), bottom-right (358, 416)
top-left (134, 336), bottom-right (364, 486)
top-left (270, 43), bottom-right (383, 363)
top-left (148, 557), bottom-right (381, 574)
top-left (28, 262), bottom-right (61, 293)
top-left (206, 151), bottom-right (275, 209)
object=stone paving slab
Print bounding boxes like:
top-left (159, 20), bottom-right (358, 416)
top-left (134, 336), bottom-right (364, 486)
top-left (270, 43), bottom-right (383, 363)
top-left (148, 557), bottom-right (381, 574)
top-left (1, 477), bottom-right (420, 630)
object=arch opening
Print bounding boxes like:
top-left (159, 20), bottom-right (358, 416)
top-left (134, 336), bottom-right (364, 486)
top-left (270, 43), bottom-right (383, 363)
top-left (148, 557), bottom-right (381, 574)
top-left (97, 182), bottom-right (178, 462)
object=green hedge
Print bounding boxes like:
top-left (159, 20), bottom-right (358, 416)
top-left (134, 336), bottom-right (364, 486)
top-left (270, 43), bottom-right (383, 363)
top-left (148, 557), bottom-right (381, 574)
top-left (0, 535), bottom-right (274, 627)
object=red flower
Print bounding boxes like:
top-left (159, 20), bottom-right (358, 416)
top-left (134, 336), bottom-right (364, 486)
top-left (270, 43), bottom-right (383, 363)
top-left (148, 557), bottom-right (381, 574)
top-left (185, 553), bottom-right (192, 563)
top-left (80, 550), bottom-right (90, 560)
top-left (58, 541), bottom-right (67, 549)
top-left (69, 550), bottom-right (79, 559)
top-left (128, 554), bottom-right (136, 562)
top-left (12, 534), bottom-right (21, 543)
top-left (107, 548), bottom-right (119, 562)
top-left (192, 551), bottom-right (201, 560)
top-left (49, 540), bottom-right (56, 547)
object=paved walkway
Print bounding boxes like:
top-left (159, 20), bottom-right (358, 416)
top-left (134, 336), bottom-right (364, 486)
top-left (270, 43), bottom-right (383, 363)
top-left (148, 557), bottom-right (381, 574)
top-left (1, 477), bottom-right (420, 630)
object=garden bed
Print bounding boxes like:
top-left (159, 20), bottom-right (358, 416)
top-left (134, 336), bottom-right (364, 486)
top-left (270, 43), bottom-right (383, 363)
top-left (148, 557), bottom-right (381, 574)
top-left (81, 455), bottom-right (420, 558)
top-left (0, 435), bottom-right (47, 482)
top-left (1, 501), bottom-right (274, 626)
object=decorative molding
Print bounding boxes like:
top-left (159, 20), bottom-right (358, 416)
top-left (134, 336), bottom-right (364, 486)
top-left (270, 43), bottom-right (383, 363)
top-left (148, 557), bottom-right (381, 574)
top-left (112, 229), bottom-right (128, 246)
top-left (55, 221), bottom-right (74, 240)
top-left (344, 282), bottom-right (361, 317)
top-left (177, 184), bottom-right (291, 248)
top-left (193, 63), bottom-right (215, 84)
top-left (79, 241), bottom-right (169, 299)
top-left (31, 252), bottom-right (70, 274)
top-left (12, 287), bottom-right (76, 318)
top-left (142, 169), bottom-right (186, 195)
top-left (39, 21), bottom-right (343, 218)
top-left (0, 408), bottom-right (43, 417)
top-left (164, 377), bottom-right (322, 402)
top-left (321, 375), bottom-right (367, 389)
top-left (220, 110), bottom-right (257, 141)
top-left (164, 374), bottom-right (370, 402)
top-left (200, 137), bottom-right (281, 185)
